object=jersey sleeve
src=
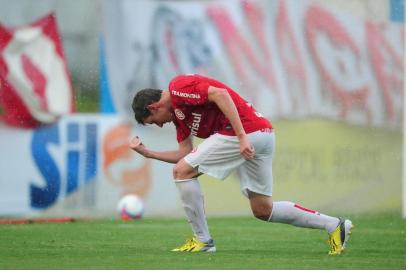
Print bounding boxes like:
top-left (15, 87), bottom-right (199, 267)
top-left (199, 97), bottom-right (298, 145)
top-left (169, 75), bottom-right (210, 106)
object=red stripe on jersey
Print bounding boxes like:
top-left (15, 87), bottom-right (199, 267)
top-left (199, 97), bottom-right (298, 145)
top-left (294, 204), bottom-right (317, 214)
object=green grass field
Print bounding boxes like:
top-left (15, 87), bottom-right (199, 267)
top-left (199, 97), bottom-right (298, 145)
top-left (1, 215), bottom-right (405, 270)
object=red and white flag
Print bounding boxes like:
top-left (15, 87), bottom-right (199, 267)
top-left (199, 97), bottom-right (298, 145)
top-left (0, 13), bottom-right (74, 128)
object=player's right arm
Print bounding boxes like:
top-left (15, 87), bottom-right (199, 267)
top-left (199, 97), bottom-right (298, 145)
top-left (130, 136), bottom-right (193, 164)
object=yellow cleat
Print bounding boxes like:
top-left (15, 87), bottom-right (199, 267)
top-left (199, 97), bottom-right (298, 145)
top-left (172, 237), bottom-right (216, 252)
top-left (328, 218), bottom-right (354, 255)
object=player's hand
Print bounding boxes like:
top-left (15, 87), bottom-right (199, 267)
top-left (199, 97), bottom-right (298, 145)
top-left (129, 136), bottom-right (149, 157)
top-left (239, 134), bottom-right (255, 160)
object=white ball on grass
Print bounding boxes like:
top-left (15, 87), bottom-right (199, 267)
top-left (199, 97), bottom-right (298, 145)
top-left (117, 194), bottom-right (144, 220)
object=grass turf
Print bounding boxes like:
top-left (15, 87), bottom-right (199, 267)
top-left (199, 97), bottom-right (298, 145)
top-left (0, 215), bottom-right (405, 270)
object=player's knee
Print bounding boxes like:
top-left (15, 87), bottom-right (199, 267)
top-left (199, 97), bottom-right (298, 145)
top-left (252, 203), bottom-right (273, 221)
top-left (173, 162), bottom-right (195, 180)
top-left (172, 164), bottom-right (181, 179)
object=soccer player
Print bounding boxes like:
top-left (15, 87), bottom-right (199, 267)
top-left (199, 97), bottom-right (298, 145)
top-left (130, 74), bottom-right (353, 255)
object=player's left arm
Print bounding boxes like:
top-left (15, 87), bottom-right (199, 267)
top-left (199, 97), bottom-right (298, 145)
top-left (208, 86), bottom-right (254, 160)
top-left (130, 136), bottom-right (193, 164)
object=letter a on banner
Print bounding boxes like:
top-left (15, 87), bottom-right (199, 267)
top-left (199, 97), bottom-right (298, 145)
top-left (0, 13), bottom-right (75, 128)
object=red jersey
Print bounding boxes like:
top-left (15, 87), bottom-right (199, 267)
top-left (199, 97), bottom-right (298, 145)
top-left (169, 74), bottom-right (272, 142)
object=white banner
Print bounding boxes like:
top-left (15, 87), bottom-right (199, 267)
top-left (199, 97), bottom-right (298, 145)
top-left (0, 114), bottom-right (182, 217)
top-left (101, 0), bottom-right (403, 127)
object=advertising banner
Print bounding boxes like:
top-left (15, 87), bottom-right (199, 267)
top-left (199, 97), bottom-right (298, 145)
top-left (0, 114), bottom-right (401, 217)
top-left (0, 114), bottom-right (181, 218)
top-left (101, 0), bottom-right (403, 127)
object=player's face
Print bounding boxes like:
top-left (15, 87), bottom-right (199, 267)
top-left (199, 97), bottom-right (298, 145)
top-left (143, 105), bottom-right (173, 128)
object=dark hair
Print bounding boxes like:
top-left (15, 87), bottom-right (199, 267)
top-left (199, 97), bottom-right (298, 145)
top-left (132, 88), bottom-right (163, 124)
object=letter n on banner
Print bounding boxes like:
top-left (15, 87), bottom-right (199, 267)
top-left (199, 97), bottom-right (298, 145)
top-left (0, 13), bottom-right (75, 128)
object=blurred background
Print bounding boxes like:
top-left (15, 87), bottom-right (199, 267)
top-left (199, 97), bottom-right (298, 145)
top-left (0, 0), bottom-right (404, 219)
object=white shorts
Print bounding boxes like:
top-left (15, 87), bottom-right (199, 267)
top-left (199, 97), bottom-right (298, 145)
top-left (184, 130), bottom-right (275, 197)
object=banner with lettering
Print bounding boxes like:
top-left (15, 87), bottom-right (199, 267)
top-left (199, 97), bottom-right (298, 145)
top-left (101, 0), bottom-right (403, 127)
top-left (0, 114), bottom-right (181, 217)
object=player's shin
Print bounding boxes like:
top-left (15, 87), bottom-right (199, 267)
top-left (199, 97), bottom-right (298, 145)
top-left (175, 178), bottom-right (212, 243)
top-left (268, 201), bottom-right (339, 234)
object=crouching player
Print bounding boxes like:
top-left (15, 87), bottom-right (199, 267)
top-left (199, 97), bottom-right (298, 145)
top-left (130, 74), bottom-right (353, 255)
